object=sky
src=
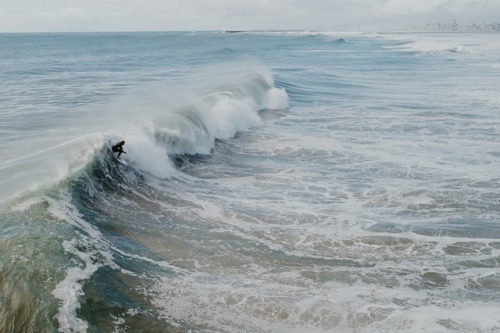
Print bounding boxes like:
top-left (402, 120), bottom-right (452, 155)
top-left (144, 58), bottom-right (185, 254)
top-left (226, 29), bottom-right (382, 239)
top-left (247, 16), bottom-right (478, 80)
top-left (0, 0), bottom-right (499, 32)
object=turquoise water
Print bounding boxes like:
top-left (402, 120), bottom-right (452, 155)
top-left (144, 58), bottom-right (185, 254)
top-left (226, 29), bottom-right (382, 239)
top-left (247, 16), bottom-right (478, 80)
top-left (1, 31), bottom-right (499, 332)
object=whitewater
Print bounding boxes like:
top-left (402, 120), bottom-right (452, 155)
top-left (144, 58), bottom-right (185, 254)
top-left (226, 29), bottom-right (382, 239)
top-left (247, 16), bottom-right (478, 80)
top-left (0, 31), bottom-right (499, 333)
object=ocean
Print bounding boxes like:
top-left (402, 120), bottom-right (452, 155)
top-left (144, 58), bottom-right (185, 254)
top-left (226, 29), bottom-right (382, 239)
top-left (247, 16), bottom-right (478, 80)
top-left (0, 31), bottom-right (499, 333)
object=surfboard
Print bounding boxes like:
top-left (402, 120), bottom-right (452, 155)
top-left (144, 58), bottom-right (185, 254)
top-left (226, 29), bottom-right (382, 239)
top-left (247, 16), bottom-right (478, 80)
top-left (113, 155), bottom-right (128, 165)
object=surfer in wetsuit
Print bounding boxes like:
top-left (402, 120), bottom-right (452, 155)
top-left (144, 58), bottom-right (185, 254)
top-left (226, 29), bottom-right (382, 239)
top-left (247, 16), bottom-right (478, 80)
top-left (112, 140), bottom-right (126, 158)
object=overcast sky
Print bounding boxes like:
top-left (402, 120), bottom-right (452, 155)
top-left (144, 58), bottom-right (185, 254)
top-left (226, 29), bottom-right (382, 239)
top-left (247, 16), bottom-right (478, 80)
top-left (1, 0), bottom-right (499, 32)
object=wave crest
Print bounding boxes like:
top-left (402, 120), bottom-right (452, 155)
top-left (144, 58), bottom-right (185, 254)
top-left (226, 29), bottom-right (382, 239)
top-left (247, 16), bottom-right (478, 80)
top-left (119, 68), bottom-right (288, 178)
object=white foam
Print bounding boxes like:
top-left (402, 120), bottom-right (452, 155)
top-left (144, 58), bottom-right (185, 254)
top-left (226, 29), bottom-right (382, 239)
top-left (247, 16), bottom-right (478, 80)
top-left (264, 87), bottom-right (289, 110)
top-left (121, 129), bottom-right (174, 179)
top-left (52, 239), bottom-right (99, 333)
top-left (47, 192), bottom-right (107, 333)
top-left (382, 33), bottom-right (500, 56)
top-left (202, 94), bottom-right (262, 140)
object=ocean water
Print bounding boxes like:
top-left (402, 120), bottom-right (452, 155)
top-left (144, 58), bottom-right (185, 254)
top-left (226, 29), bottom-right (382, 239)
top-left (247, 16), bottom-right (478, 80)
top-left (0, 31), bottom-right (499, 333)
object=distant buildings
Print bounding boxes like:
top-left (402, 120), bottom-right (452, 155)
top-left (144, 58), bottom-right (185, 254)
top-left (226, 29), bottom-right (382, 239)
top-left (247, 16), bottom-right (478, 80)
top-left (411, 21), bottom-right (500, 32)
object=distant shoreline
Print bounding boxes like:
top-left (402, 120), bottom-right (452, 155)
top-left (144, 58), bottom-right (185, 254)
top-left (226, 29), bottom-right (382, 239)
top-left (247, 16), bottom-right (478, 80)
top-left (406, 21), bottom-right (500, 33)
top-left (1, 28), bottom-right (499, 35)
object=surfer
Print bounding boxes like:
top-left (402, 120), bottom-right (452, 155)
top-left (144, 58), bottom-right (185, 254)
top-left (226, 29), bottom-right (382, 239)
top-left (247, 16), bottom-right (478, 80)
top-left (112, 140), bottom-right (126, 158)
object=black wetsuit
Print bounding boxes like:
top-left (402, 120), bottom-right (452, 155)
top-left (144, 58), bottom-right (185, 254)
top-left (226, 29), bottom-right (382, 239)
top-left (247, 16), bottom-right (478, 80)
top-left (112, 142), bottom-right (125, 158)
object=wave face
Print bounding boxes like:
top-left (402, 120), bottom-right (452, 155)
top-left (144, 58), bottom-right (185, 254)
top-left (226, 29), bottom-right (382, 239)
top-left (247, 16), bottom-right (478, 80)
top-left (1, 31), bottom-right (500, 333)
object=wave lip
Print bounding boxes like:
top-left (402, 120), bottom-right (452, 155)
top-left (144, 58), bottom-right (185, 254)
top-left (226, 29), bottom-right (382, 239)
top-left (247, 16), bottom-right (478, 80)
top-left (158, 76), bottom-right (287, 152)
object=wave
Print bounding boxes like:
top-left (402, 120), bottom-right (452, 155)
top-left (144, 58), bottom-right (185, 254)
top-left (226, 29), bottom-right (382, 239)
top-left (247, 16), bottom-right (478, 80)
top-left (383, 34), bottom-right (473, 55)
top-left (0, 67), bottom-right (289, 204)
top-left (0, 66), bottom-right (289, 332)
